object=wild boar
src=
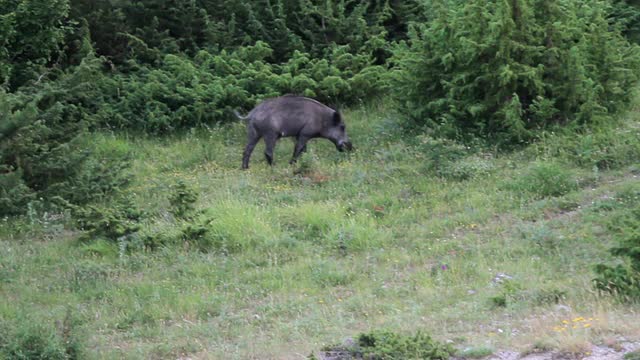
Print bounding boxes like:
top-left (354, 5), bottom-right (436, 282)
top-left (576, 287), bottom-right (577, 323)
top-left (234, 95), bottom-right (353, 169)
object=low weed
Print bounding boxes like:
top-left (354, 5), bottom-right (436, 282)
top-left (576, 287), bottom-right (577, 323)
top-left (489, 279), bottom-right (523, 308)
top-left (438, 154), bottom-right (496, 181)
top-left (0, 310), bottom-right (84, 360)
top-left (504, 161), bottom-right (578, 199)
top-left (67, 261), bottom-right (112, 294)
top-left (325, 216), bottom-right (390, 253)
top-left (309, 260), bottom-right (354, 288)
top-left (593, 191), bottom-right (640, 301)
top-left (533, 122), bottom-right (640, 170)
top-left (530, 287), bottom-right (567, 306)
top-left (280, 202), bottom-right (344, 242)
top-left (414, 135), bottom-right (469, 178)
top-left (80, 239), bottom-right (119, 258)
top-left (626, 349), bottom-right (640, 360)
top-left (521, 340), bottom-right (555, 356)
top-left (314, 330), bottom-right (454, 360)
top-left (293, 150), bottom-right (320, 177)
top-left (519, 223), bottom-right (562, 252)
top-left (457, 346), bottom-right (494, 358)
top-left (181, 202), bottom-right (279, 253)
top-left (556, 339), bottom-right (593, 360)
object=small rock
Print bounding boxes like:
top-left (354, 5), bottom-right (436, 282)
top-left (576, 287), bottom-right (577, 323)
top-left (492, 273), bottom-right (513, 284)
top-left (342, 338), bottom-right (356, 348)
top-left (554, 304), bottom-right (572, 313)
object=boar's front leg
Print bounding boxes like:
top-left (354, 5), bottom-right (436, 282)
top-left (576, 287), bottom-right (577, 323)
top-left (290, 136), bottom-right (309, 164)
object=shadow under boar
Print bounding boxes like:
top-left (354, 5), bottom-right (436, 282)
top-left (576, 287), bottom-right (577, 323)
top-left (234, 95), bottom-right (353, 169)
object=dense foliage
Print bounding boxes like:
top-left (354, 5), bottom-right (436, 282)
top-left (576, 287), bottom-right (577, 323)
top-left (0, 310), bottom-right (83, 360)
top-left (612, 0), bottom-right (640, 44)
top-left (393, 0), bottom-right (640, 144)
top-left (1, 0), bottom-right (640, 216)
top-left (3, 2), bottom-right (640, 357)
top-left (3, 0), bottom-right (416, 89)
top-left (594, 198), bottom-right (640, 302)
top-left (92, 42), bottom-right (387, 133)
top-left (1, 0), bottom-right (403, 214)
top-left (0, 58), bottom-right (130, 217)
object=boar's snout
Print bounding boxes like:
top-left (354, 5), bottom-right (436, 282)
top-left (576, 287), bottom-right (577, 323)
top-left (337, 140), bottom-right (353, 152)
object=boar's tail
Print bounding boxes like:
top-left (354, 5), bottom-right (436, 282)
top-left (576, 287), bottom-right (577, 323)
top-left (233, 110), bottom-right (250, 121)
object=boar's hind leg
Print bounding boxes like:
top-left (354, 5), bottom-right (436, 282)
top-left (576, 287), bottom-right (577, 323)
top-left (290, 136), bottom-right (309, 164)
top-left (242, 130), bottom-right (261, 169)
top-left (264, 134), bottom-right (278, 166)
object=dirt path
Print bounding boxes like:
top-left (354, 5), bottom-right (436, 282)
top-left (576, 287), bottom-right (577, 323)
top-left (317, 341), bottom-right (640, 359)
top-left (485, 342), bottom-right (640, 360)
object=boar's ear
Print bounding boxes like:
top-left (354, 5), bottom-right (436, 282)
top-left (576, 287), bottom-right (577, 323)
top-left (332, 111), bottom-right (342, 126)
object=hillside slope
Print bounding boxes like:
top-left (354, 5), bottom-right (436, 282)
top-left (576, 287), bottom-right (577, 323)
top-left (1, 102), bottom-right (639, 359)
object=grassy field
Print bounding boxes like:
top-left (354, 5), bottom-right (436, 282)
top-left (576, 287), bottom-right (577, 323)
top-left (1, 101), bottom-right (640, 359)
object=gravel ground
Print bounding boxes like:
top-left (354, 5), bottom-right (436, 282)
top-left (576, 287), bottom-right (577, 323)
top-left (316, 341), bottom-right (640, 360)
top-left (485, 342), bottom-right (640, 360)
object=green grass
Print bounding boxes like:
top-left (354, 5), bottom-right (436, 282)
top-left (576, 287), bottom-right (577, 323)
top-left (626, 349), bottom-right (640, 360)
top-left (457, 346), bottom-right (495, 358)
top-left (2, 101), bottom-right (640, 359)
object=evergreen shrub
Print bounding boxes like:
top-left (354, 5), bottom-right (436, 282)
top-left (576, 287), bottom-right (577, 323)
top-left (71, 196), bottom-right (143, 245)
top-left (94, 42), bottom-right (388, 133)
top-left (0, 58), bottom-right (131, 216)
top-left (393, 0), bottom-right (640, 145)
top-left (0, 311), bottom-right (83, 360)
top-left (314, 330), bottom-right (454, 360)
top-left (611, 0), bottom-right (640, 44)
top-left (594, 200), bottom-right (640, 301)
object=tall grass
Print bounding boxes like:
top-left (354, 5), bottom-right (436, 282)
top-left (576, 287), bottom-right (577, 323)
top-left (1, 101), bottom-right (640, 358)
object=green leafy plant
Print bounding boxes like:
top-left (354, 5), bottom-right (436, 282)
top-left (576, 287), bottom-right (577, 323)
top-left (316, 330), bottom-right (454, 360)
top-left (438, 154), bottom-right (495, 181)
top-left (179, 203), bottom-right (278, 254)
top-left (0, 58), bottom-right (131, 217)
top-left (393, 0), bottom-right (640, 145)
top-left (0, 168), bottom-right (35, 216)
top-left (169, 180), bottom-right (199, 219)
top-left (93, 43), bottom-right (387, 134)
top-left (0, 0), bottom-right (71, 89)
top-left (625, 349), bottom-right (640, 360)
top-left (505, 161), bottom-right (578, 199)
top-left (0, 310), bottom-right (84, 360)
top-left (594, 205), bottom-right (640, 301)
top-left (415, 135), bottom-right (470, 177)
top-left (490, 279), bottom-right (523, 308)
top-left (611, 0), bottom-right (640, 44)
top-left (457, 346), bottom-right (494, 359)
top-left (71, 196), bottom-right (143, 245)
top-left (533, 124), bottom-right (640, 170)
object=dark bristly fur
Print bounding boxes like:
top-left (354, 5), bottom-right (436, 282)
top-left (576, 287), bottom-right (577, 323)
top-left (236, 95), bottom-right (353, 169)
